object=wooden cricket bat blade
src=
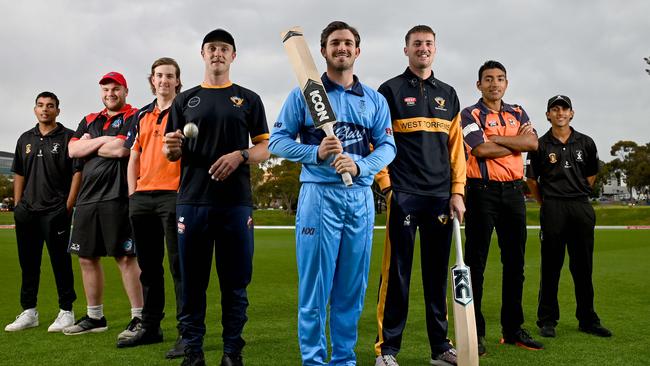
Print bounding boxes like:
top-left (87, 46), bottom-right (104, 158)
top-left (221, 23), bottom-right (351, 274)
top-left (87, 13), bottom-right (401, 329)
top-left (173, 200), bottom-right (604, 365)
top-left (451, 218), bottom-right (479, 366)
top-left (280, 26), bottom-right (353, 186)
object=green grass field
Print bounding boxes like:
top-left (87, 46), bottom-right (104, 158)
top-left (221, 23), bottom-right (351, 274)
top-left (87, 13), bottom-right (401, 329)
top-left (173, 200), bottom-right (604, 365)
top-left (0, 223), bottom-right (649, 365)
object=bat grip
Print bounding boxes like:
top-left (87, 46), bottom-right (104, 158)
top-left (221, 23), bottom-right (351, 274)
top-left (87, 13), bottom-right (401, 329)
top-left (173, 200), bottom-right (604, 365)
top-left (453, 217), bottom-right (464, 263)
top-left (322, 124), bottom-right (353, 187)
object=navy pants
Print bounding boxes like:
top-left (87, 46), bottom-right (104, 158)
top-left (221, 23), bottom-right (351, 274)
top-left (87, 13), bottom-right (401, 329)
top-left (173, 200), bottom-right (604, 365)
top-left (375, 191), bottom-right (453, 357)
top-left (176, 204), bottom-right (254, 355)
top-left (464, 180), bottom-right (527, 337)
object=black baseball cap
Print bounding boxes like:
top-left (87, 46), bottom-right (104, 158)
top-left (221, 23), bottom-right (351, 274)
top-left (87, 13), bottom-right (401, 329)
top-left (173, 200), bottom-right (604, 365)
top-left (202, 29), bottom-right (236, 51)
top-left (547, 95), bottom-right (572, 111)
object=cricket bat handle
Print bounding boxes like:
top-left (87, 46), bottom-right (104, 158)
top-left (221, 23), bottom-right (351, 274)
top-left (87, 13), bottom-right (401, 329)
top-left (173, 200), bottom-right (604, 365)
top-left (453, 217), bottom-right (464, 264)
top-left (322, 123), bottom-right (353, 187)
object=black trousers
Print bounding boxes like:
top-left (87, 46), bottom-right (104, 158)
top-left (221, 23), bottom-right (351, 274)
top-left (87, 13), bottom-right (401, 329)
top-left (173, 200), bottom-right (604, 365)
top-left (537, 198), bottom-right (600, 328)
top-left (14, 203), bottom-right (76, 311)
top-left (376, 191), bottom-right (452, 356)
top-left (464, 180), bottom-right (527, 337)
top-left (129, 191), bottom-right (182, 329)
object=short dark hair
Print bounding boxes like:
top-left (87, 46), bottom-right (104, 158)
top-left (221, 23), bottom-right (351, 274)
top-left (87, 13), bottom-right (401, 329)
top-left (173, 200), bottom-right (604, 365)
top-left (320, 21), bottom-right (360, 48)
top-left (35, 91), bottom-right (59, 108)
top-left (478, 60), bottom-right (507, 81)
top-left (149, 57), bottom-right (182, 95)
top-left (405, 25), bottom-right (436, 45)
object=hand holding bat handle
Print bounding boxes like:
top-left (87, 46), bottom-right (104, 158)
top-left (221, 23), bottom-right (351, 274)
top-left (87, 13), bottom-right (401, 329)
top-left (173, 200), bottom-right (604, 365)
top-left (321, 124), bottom-right (353, 186)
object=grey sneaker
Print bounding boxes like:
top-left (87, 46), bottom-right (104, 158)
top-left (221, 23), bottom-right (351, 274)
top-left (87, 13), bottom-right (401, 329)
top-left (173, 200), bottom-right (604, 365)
top-left (63, 315), bottom-right (107, 335)
top-left (375, 354), bottom-right (399, 366)
top-left (117, 317), bottom-right (142, 340)
top-left (430, 348), bottom-right (458, 366)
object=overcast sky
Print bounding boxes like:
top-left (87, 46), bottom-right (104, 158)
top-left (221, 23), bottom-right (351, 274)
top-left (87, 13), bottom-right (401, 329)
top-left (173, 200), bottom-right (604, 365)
top-left (2, 0), bottom-right (649, 161)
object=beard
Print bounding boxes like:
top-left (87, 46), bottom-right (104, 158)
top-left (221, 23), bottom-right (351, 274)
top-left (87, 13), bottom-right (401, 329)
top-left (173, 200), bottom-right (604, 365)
top-left (325, 52), bottom-right (354, 72)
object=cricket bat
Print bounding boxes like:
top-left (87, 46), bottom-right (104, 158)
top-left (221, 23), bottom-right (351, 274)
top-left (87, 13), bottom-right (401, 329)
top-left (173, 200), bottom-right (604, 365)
top-left (281, 26), bottom-right (353, 187)
top-left (451, 217), bottom-right (479, 366)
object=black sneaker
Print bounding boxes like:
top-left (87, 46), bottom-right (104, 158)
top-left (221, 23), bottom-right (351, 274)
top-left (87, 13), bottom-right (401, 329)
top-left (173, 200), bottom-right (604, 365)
top-left (579, 323), bottom-right (612, 337)
top-left (62, 315), bottom-right (108, 335)
top-left (501, 328), bottom-right (544, 350)
top-left (477, 336), bottom-right (487, 356)
top-left (181, 352), bottom-right (205, 366)
top-left (166, 335), bottom-right (185, 359)
top-left (539, 324), bottom-right (556, 338)
top-left (430, 347), bottom-right (457, 366)
top-left (116, 327), bottom-right (163, 348)
top-left (221, 353), bottom-right (243, 366)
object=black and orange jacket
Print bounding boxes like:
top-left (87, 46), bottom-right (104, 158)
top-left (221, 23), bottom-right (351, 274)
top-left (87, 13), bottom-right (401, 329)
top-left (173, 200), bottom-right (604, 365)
top-left (460, 99), bottom-right (529, 182)
top-left (375, 68), bottom-right (466, 197)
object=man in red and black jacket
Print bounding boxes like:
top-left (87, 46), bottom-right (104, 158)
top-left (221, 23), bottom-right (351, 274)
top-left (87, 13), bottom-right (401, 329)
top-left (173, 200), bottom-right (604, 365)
top-left (63, 72), bottom-right (144, 340)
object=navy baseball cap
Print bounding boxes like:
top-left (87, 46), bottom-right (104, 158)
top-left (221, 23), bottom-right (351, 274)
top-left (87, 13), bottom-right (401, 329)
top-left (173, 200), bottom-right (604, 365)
top-left (547, 95), bottom-right (572, 111)
top-left (202, 29), bottom-right (236, 51)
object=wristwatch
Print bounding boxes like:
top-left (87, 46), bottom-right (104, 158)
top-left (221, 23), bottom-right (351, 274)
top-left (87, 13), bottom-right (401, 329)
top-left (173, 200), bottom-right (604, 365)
top-left (240, 149), bottom-right (249, 163)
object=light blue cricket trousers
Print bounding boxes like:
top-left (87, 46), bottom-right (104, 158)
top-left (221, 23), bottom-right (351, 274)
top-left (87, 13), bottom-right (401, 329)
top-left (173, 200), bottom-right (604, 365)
top-left (295, 183), bottom-right (375, 366)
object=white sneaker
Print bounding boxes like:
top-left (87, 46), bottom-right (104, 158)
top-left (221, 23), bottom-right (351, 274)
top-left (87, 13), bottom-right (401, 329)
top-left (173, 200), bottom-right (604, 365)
top-left (5, 309), bottom-right (39, 332)
top-left (376, 354), bottom-right (400, 366)
top-left (48, 310), bottom-right (75, 333)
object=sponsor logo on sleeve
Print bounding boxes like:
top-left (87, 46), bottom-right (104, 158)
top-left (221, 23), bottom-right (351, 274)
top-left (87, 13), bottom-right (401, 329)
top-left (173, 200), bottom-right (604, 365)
top-left (188, 96), bottom-right (201, 108)
top-left (462, 123), bottom-right (480, 137)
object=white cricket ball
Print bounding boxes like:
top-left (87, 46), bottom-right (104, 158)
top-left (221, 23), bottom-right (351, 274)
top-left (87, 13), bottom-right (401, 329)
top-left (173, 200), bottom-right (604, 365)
top-left (183, 122), bottom-right (199, 138)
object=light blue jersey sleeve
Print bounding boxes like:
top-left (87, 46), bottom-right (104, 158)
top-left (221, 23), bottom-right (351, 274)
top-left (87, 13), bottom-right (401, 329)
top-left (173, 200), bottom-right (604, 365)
top-left (269, 87), bottom-right (319, 165)
top-left (355, 89), bottom-right (396, 179)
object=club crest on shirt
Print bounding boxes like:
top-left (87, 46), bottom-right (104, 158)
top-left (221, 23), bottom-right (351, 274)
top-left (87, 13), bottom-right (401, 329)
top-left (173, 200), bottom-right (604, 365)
top-left (230, 96), bottom-right (244, 107)
top-left (26, 144), bottom-right (32, 154)
top-left (434, 97), bottom-right (447, 111)
top-left (576, 150), bottom-right (584, 162)
top-left (548, 153), bottom-right (557, 164)
top-left (51, 142), bottom-right (61, 154)
top-left (403, 97), bottom-right (417, 106)
top-left (111, 117), bottom-right (123, 128)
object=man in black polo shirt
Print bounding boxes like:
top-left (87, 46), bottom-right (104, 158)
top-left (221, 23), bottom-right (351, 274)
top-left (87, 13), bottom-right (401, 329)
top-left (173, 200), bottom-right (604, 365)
top-left (527, 95), bottom-right (612, 339)
top-left (163, 29), bottom-right (270, 366)
top-left (6, 92), bottom-right (80, 333)
top-left (63, 72), bottom-right (144, 338)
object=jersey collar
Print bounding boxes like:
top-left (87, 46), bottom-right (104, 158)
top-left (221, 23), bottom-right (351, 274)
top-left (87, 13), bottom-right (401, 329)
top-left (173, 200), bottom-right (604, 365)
top-left (321, 73), bottom-right (364, 96)
top-left (402, 67), bottom-right (437, 88)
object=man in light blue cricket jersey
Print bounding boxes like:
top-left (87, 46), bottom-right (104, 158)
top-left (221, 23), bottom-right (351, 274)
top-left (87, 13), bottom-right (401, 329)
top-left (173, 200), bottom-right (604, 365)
top-left (270, 21), bottom-right (396, 366)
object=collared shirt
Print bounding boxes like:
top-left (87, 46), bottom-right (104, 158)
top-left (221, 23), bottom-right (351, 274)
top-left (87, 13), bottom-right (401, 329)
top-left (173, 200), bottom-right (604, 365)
top-left (165, 82), bottom-right (269, 206)
top-left (375, 67), bottom-right (466, 197)
top-left (71, 104), bottom-right (138, 205)
top-left (461, 99), bottom-right (530, 182)
top-left (269, 73), bottom-right (396, 187)
top-left (125, 100), bottom-right (180, 192)
top-left (12, 123), bottom-right (79, 212)
top-left (527, 127), bottom-right (598, 199)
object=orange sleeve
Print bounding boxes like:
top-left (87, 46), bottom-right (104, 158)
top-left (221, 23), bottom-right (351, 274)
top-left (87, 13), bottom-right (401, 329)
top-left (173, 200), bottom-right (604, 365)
top-left (448, 113), bottom-right (467, 195)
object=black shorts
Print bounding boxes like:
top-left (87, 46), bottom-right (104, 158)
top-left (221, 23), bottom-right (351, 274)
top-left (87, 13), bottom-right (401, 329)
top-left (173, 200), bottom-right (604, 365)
top-left (69, 200), bottom-right (134, 257)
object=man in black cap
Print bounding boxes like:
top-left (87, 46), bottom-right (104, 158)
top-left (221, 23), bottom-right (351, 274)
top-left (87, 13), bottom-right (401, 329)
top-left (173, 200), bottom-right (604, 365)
top-left (163, 29), bottom-right (270, 366)
top-left (526, 95), bottom-right (612, 339)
